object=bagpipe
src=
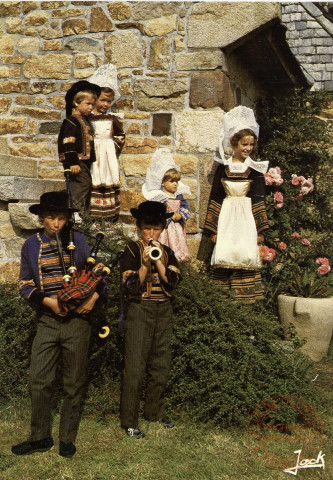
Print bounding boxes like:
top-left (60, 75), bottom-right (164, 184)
top-left (55, 169), bottom-right (123, 338)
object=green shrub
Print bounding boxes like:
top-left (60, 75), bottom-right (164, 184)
top-left (0, 284), bottom-right (36, 400)
top-left (166, 264), bottom-right (314, 427)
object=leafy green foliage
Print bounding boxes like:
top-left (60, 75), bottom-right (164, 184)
top-left (165, 264), bottom-right (314, 427)
top-left (0, 284), bottom-right (36, 400)
top-left (257, 90), bottom-right (333, 303)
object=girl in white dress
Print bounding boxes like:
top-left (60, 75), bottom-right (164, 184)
top-left (204, 106), bottom-right (269, 303)
top-left (88, 64), bottom-right (125, 219)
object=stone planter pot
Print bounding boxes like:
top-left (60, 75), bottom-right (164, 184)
top-left (278, 294), bottom-right (333, 362)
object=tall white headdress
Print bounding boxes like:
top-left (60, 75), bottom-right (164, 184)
top-left (88, 63), bottom-right (120, 104)
top-left (217, 106), bottom-right (259, 162)
top-left (142, 148), bottom-right (191, 202)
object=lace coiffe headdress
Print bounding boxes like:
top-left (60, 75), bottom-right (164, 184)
top-left (142, 148), bottom-right (191, 202)
top-left (88, 63), bottom-right (120, 104)
top-left (218, 106), bottom-right (260, 162)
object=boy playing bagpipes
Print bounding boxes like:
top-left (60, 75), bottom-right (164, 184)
top-left (11, 191), bottom-right (108, 458)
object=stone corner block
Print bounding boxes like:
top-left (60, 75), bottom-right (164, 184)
top-left (8, 202), bottom-right (41, 230)
top-left (188, 3), bottom-right (281, 48)
top-left (0, 177), bottom-right (64, 201)
top-left (0, 154), bottom-right (37, 178)
top-left (175, 111), bottom-right (224, 153)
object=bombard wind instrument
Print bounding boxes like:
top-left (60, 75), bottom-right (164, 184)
top-left (148, 239), bottom-right (162, 261)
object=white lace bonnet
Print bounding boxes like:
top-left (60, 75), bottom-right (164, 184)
top-left (218, 106), bottom-right (259, 162)
top-left (142, 148), bottom-right (191, 201)
top-left (88, 63), bottom-right (120, 104)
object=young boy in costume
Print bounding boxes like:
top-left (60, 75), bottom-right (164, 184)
top-left (11, 191), bottom-right (108, 458)
top-left (120, 201), bottom-right (180, 438)
top-left (58, 80), bottom-right (101, 217)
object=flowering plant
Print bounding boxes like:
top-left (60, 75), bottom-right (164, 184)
top-left (262, 167), bottom-right (333, 298)
top-left (291, 174), bottom-right (314, 201)
top-left (263, 231), bottom-right (333, 298)
top-left (257, 89), bottom-right (333, 305)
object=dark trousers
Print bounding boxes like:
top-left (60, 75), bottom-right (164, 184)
top-left (121, 300), bottom-right (173, 428)
top-left (70, 161), bottom-right (92, 212)
top-left (28, 314), bottom-right (91, 443)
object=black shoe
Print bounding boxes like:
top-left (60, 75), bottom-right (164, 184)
top-left (11, 437), bottom-right (54, 455)
top-left (59, 441), bottom-right (76, 458)
top-left (123, 426), bottom-right (145, 439)
top-left (159, 418), bottom-right (175, 429)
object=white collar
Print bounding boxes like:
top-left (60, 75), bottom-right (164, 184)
top-left (142, 181), bottom-right (191, 201)
top-left (224, 156), bottom-right (268, 174)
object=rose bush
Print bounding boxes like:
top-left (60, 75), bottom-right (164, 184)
top-left (256, 89), bottom-right (333, 307)
top-left (261, 166), bottom-right (333, 299)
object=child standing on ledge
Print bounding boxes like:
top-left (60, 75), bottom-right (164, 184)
top-left (58, 80), bottom-right (101, 218)
top-left (88, 64), bottom-right (125, 220)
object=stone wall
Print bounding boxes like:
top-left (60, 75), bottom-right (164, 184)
top-left (281, 2), bottom-right (333, 90)
top-left (0, 1), bottom-right (281, 278)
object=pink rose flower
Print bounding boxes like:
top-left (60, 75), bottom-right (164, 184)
top-left (316, 257), bottom-right (330, 266)
top-left (292, 174), bottom-right (314, 199)
top-left (265, 167), bottom-right (284, 186)
top-left (301, 238), bottom-right (311, 247)
top-left (291, 174), bottom-right (302, 186)
top-left (273, 191), bottom-right (284, 209)
top-left (274, 192), bottom-right (283, 203)
top-left (300, 178), bottom-right (314, 196)
top-left (318, 263), bottom-right (331, 275)
top-left (261, 245), bottom-right (276, 262)
top-left (278, 242), bottom-right (287, 250)
top-left (291, 232), bottom-right (301, 239)
top-left (264, 176), bottom-right (274, 186)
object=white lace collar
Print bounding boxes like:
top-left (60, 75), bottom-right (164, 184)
top-left (224, 156), bottom-right (269, 174)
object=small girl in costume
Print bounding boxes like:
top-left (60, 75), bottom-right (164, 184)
top-left (204, 106), bottom-right (269, 303)
top-left (142, 148), bottom-right (191, 262)
top-left (88, 64), bottom-right (125, 219)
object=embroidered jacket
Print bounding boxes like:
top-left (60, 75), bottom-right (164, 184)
top-left (58, 114), bottom-right (96, 169)
top-left (19, 231), bottom-right (108, 307)
top-left (122, 239), bottom-right (180, 301)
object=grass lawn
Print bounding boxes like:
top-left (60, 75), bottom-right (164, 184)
top-left (1, 360), bottom-right (332, 480)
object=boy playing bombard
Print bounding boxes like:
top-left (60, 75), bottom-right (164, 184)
top-left (120, 201), bottom-right (180, 438)
top-left (58, 80), bottom-right (101, 216)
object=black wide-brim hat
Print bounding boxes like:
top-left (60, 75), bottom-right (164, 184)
top-left (29, 191), bottom-right (78, 215)
top-left (130, 201), bottom-right (173, 223)
top-left (65, 80), bottom-right (101, 117)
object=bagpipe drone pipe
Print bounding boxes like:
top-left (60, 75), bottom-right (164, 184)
top-left (55, 170), bottom-right (123, 338)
